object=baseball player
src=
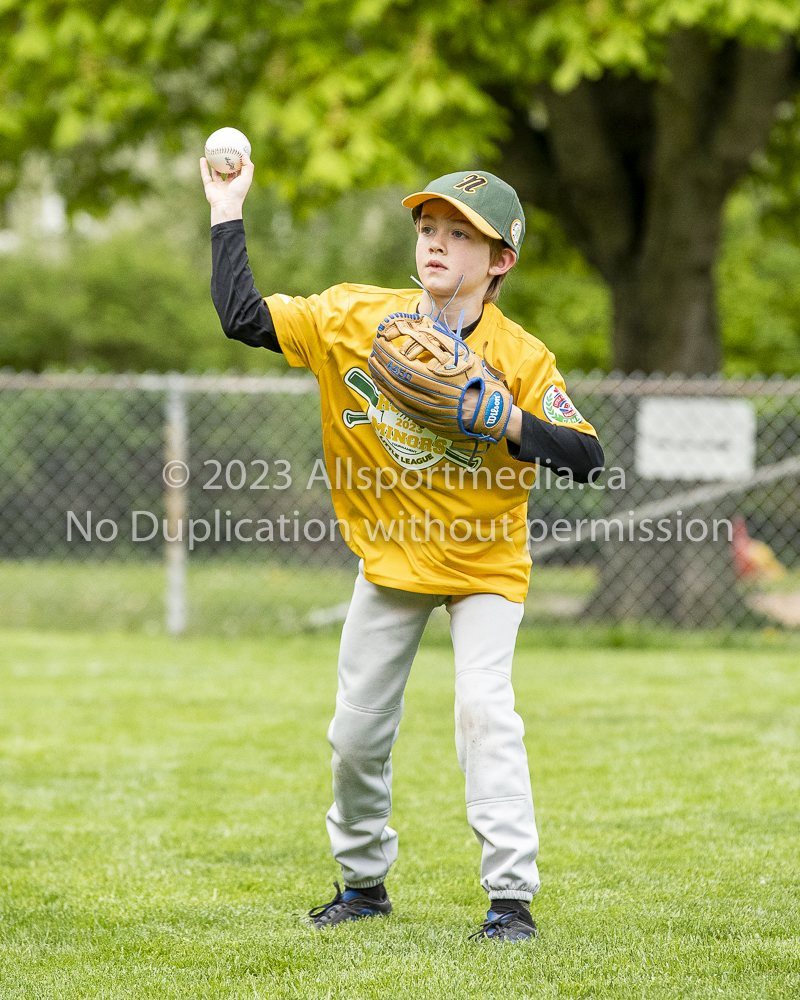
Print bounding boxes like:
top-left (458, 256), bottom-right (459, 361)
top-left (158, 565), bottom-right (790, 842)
top-left (202, 154), bottom-right (603, 942)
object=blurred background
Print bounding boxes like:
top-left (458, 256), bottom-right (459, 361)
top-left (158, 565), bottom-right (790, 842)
top-left (1, 0), bottom-right (799, 638)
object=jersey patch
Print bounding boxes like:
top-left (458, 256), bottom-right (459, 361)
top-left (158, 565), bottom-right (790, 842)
top-left (542, 384), bottom-right (582, 425)
top-left (341, 367), bottom-right (482, 471)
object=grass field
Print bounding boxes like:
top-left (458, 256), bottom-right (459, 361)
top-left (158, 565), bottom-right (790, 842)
top-left (1, 560), bottom-right (799, 648)
top-left (1, 625), bottom-right (799, 998)
top-left (0, 560), bottom-right (601, 636)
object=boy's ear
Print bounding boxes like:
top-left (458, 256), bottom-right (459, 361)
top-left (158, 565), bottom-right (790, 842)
top-left (489, 248), bottom-right (517, 276)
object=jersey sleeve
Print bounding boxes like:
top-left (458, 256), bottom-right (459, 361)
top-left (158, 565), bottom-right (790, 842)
top-left (513, 352), bottom-right (598, 438)
top-left (264, 285), bottom-right (351, 375)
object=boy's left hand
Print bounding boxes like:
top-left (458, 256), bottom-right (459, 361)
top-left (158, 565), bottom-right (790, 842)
top-left (462, 388), bottom-right (523, 444)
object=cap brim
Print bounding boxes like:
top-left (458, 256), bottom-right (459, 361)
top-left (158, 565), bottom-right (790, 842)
top-left (402, 192), bottom-right (503, 241)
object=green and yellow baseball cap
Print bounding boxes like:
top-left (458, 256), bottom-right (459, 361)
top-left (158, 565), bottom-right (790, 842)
top-left (402, 171), bottom-right (525, 254)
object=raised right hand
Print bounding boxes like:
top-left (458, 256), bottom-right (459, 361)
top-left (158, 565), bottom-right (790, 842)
top-left (200, 151), bottom-right (255, 225)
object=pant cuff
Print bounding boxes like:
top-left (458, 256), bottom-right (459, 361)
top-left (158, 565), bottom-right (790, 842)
top-left (341, 875), bottom-right (386, 889)
top-left (488, 890), bottom-right (534, 903)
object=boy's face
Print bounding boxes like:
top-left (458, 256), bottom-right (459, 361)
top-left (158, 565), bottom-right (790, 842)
top-left (415, 199), bottom-right (505, 304)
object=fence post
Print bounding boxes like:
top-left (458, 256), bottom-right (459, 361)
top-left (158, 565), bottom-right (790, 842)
top-left (164, 375), bottom-right (188, 635)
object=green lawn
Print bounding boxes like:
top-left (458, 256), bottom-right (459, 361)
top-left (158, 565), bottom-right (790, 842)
top-left (1, 629), bottom-right (799, 998)
top-left (4, 561), bottom-right (799, 650)
top-left (0, 560), bottom-right (602, 636)
top-left (0, 560), bottom-right (360, 636)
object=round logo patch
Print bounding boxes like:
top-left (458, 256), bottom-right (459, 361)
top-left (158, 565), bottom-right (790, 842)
top-left (510, 219), bottom-right (523, 247)
top-left (543, 384), bottom-right (582, 425)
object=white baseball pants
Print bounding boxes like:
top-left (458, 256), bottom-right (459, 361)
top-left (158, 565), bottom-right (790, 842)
top-left (324, 564), bottom-right (540, 902)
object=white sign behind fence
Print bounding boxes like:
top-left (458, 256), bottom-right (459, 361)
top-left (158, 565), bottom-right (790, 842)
top-left (636, 398), bottom-right (756, 481)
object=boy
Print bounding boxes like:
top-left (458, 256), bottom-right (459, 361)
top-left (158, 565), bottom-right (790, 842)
top-left (202, 154), bottom-right (603, 942)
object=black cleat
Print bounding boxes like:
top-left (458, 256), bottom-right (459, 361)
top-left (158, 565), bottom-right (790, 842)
top-left (308, 881), bottom-right (392, 929)
top-left (469, 901), bottom-right (538, 943)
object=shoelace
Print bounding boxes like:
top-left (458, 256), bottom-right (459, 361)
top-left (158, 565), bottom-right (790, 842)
top-left (467, 911), bottom-right (535, 940)
top-left (468, 913), bottom-right (509, 940)
top-left (308, 881), bottom-right (345, 919)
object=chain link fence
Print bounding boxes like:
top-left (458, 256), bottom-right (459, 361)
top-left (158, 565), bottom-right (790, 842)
top-left (1, 371), bottom-right (798, 634)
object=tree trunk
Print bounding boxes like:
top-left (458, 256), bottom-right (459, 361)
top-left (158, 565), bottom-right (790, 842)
top-left (611, 265), bottom-right (721, 375)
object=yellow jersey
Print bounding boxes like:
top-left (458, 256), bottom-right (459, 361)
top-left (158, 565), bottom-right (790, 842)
top-left (268, 283), bottom-right (598, 602)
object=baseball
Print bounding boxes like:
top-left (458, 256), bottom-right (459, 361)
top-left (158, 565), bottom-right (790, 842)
top-left (204, 127), bottom-right (251, 175)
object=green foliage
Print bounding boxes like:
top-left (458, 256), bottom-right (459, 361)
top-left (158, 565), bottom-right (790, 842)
top-left (4, 177), bottom-right (800, 376)
top-left (2, 1), bottom-right (799, 377)
top-left (503, 207), bottom-right (611, 372)
top-left (2, 1), bottom-right (799, 211)
top-left (243, 184), bottom-right (417, 299)
top-left (0, 178), bottom-right (609, 374)
top-left (719, 190), bottom-right (800, 377)
top-left (750, 93), bottom-right (800, 245)
top-left (0, 232), bottom-right (243, 373)
top-left (243, 182), bottom-right (612, 373)
top-left (525, 0), bottom-right (800, 90)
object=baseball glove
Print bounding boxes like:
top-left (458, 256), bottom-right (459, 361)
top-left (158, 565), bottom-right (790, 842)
top-left (368, 312), bottom-right (513, 453)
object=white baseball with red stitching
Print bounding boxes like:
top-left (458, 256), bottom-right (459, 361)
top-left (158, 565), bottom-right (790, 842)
top-left (204, 127), bottom-right (251, 175)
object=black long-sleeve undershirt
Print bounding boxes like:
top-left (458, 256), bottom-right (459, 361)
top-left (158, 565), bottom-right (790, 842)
top-left (210, 219), bottom-right (605, 482)
top-left (506, 410), bottom-right (604, 481)
top-left (211, 219), bottom-right (280, 351)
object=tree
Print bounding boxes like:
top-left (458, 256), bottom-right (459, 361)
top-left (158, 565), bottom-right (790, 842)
top-left (497, 32), bottom-right (800, 375)
top-left (2, 1), bottom-right (800, 374)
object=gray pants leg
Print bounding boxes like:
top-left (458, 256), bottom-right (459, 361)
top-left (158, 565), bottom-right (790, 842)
top-left (326, 570), bottom-right (540, 900)
top-left (325, 566), bottom-right (441, 888)
top-left (448, 593), bottom-right (540, 901)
